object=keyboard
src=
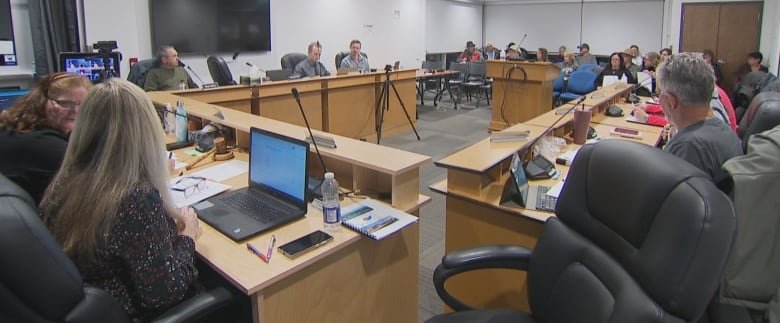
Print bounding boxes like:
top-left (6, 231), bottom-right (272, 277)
top-left (219, 190), bottom-right (293, 224)
top-left (535, 186), bottom-right (558, 213)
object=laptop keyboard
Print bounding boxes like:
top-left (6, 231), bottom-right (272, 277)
top-left (535, 186), bottom-right (558, 213)
top-left (219, 190), bottom-right (294, 224)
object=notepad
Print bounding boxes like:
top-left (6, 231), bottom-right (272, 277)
top-left (340, 199), bottom-right (418, 240)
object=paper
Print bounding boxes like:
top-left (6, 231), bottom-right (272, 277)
top-left (602, 75), bottom-right (621, 88)
top-left (169, 177), bottom-right (231, 208)
top-left (340, 199), bottom-right (418, 240)
top-left (557, 149), bottom-right (579, 164)
top-left (0, 41), bottom-right (13, 55)
top-left (637, 72), bottom-right (652, 91)
top-left (546, 181), bottom-right (565, 198)
top-left (189, 160), bottom-right (248, 182)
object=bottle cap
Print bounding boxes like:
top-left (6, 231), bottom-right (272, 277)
top-left (324, 172), bottom-right (334, 179)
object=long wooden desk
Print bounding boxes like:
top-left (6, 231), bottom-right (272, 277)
top-left (152, 91), bottom-right (431, 323)
top-left (164, 69), bottom-right (418, 141)
top-left (431, 85), bottom-right (660, 313)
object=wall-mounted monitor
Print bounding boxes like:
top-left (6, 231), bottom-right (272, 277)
top-left (59, 52), bottom-right (121, 82)
top-left (150, 0), bottom-right (271, 54)
top-left (0, 0), bottom-right (17, 66)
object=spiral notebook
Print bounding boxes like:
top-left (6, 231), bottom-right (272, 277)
top-left (340, 199), bottom-right (418, 240)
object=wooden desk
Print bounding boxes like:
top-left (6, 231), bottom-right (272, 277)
top-left (165, 69), bottom-right (418, 141)
top-left (431, 85), bottom-right (661, 313)
top-left (154, 91), bottom-right (432, 323)
top-left (486, 60), bottom-right (560, 131)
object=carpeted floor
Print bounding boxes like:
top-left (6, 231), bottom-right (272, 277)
top-left (378, 92), bottom-right (493, 322)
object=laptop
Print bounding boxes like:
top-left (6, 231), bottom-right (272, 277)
top-left (500, 152), bottom-right (558, 213)
top-left (337, 67), bottom-right (357, 75)
top-left (266, 69), bottom-right (293, 81)
top-left (193, 127), bottom-right (309, 241)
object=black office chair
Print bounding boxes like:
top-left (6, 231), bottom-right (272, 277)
top-left (737, 91), bottom-right (780, 152)
top-left (127, 58), bottom-right (159, 88)
top-left (426, 139), bottom-right (737, 323)
top-left (280, 53), bottom-right (307, 70)
top-left (0, 173), bottom-right (236, 323)
top-left (207, 56), bottom-right (236, 86)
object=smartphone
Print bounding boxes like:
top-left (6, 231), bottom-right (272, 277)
top-left (277, 230), bottom-right (334, 259)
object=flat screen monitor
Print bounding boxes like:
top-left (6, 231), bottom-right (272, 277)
top-left (150, 0), bottom-right (271, 54)
top-left (58, 52), bottom-right (121, 82)
top-left (0, 0), bottom-right (17, 66)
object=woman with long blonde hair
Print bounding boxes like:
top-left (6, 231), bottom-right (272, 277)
top-left (41, 78), bottom-right (200, 322)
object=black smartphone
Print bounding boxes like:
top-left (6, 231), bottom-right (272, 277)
top-left (277, 230), bottom-right (334, 259)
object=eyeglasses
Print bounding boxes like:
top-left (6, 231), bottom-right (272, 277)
top-left (172, 176), bottom-right (207, 197)
top-left (46, 96), bottom-right (80, 110)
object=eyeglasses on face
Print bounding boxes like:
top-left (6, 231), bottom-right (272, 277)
top-left (46, 95), bottom-right (80, 110)
top-left (172, 176), bottom-right (207, 198)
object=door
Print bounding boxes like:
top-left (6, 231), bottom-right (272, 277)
top-left (680, 2), bottom-right (762, 92)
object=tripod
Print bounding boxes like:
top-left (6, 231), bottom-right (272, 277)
top-left (374, 65), bottom-right (420, 144)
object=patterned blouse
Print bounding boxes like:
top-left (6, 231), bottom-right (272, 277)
top-left (77, 185), bottom-right (201, 322)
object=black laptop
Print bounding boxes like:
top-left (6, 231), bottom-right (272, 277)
top-left (500, 152), bottom-right (558, 213)
top-left (192, 127), bottom-right (309, 241)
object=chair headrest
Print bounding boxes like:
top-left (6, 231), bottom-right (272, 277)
top-left (0, 173), bottom-right (86, 320)
top-left (556, 140), bottom-right (736, 317)
top-left (739, 91), bottom-right (780, 151)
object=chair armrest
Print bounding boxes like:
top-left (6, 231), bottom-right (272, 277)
top-left (151, 286), bottom-right (235, 323)
top-left (433, 245), bottom-right (532, 311)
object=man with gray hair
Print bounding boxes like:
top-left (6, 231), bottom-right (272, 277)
top-left (293, 41), bottom-right (330, 78)
top-left (143, 45), bottom-right (197, 91)
top-left (658, 52), bottom-right (742, 187)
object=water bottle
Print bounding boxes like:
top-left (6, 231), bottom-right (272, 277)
top-left (178, 80), bottom-right (186, 91)
top-left (175, 100), bottom-right (188, 142)
top-left (321, 172), bottom-right (341, 232)
top-left (164, 103), bottom-right (176, 134)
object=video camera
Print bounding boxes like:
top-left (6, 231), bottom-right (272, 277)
top-left (92, 41), bottom-right (120, 81)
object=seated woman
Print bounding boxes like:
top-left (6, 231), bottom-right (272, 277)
top-left (556, 51), bottom-right (578, 76)
top-left (0, 73), bottom-right (91, 204)
top-left (595, 52), bottom-right (636, 87)
top-left (41, 79), bottom-right (202, 322)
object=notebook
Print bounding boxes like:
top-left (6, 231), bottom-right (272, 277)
top-left (500, 152), bottom-right (558, 213)
top-left (340, 199), bottom-right (418, 240)
top-left (192, 127), bottom-right (309, 241)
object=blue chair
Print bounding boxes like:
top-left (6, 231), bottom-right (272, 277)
top-left (578, 63), bottom-right (601, 74)
top-left (552, 71), bottom-right (566, 107)
top-left (559, 70), bottom-right (597, 101)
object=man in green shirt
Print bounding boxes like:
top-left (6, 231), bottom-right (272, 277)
top-left (143, 45), bottom-right (197, 91)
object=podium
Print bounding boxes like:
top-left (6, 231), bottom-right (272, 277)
top-left (486, 60), bottom-right (560, 131)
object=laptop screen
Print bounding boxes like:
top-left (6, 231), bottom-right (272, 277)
top-left (249, 128), bottom-right (309, 203)
top-left (509, 152), bottom-right (530, 202)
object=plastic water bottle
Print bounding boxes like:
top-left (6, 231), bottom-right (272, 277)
top-left (175, 100), bottom-right (188, 142)
top-left (178, 80), bottom-right (186, 91)
top-left (321, 172), bottom-right (341, 232)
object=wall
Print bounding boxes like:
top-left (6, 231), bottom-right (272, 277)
top-left (665, 0), bottom-right (779, 74)
top-left (484, 0), bottom-right (664, 56)
top-left (83, 0), bottom-right (425, 84)
top-left (425, 0), bottom-right (483, 53)
top-left (0, 0), bottom-right (34, 89)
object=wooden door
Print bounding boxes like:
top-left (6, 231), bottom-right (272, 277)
top-left (680, 2), bottom-right (762, 92)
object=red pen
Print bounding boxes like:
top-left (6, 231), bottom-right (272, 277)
top-left (246, 242), bottom-right (268, 263)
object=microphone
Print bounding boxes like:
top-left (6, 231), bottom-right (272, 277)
top-left (291, 87), bottom-right (335, 202)
top-left (184, 65), bottom-right (218, 90)
top-left (518, 34), bottom-right (528, 47)
top-left (626, 75), bottom-right (654, 103)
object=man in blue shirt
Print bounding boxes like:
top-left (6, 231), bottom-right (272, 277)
top-left (339, 39), bottom-right (370, 72)
top-left (293, 42), bottom-right (331, 78)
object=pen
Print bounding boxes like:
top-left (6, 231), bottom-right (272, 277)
top-left (246, 242), bottom-right (268, 263)
top-left (266, 235), bottom-right (276, 262)
top-left (168, 152), bottom-right (173, 159)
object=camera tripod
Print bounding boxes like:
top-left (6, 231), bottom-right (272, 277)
top-left (374, 65), bottom-right (420, 144)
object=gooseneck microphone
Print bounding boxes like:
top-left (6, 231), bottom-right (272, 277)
top-left (518, 34), bottom-right (528, 47)
top-left (291, 87), bottom-right (328, 173)
top-left (185, 65), bottom-right (206, 85)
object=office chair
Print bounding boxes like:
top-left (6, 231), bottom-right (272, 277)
top-left (280, 53), bottom-right (307, 70)
top-left (207, 56), bottom-right (236, 86)
top-left (558, 70), bottom-right (597, 102)
top-left (0, 173), bottom-right (236, 323)
top-left (737, 91), bottom-right (780, 152)
top-left (426, 139), bottom-right (737, 323)
top-left (127, 58), bottom-right (159, 88)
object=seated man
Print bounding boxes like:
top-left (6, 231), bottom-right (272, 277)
top-left (143, 45), bottom-right (197, 91)
top-left (656, 52), bottom-right (742, 187)
top-left (575, 43), bottom-right (597, 65)
top-left (293, 41), bottom-right (331, 78)
top-left (458, 41), bottom-right (482, 63)
top-left (339, 39), bottom-right (370, 72)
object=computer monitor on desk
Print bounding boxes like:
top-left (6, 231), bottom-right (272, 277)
top-left (59, 52), bottom-right (121, 82)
